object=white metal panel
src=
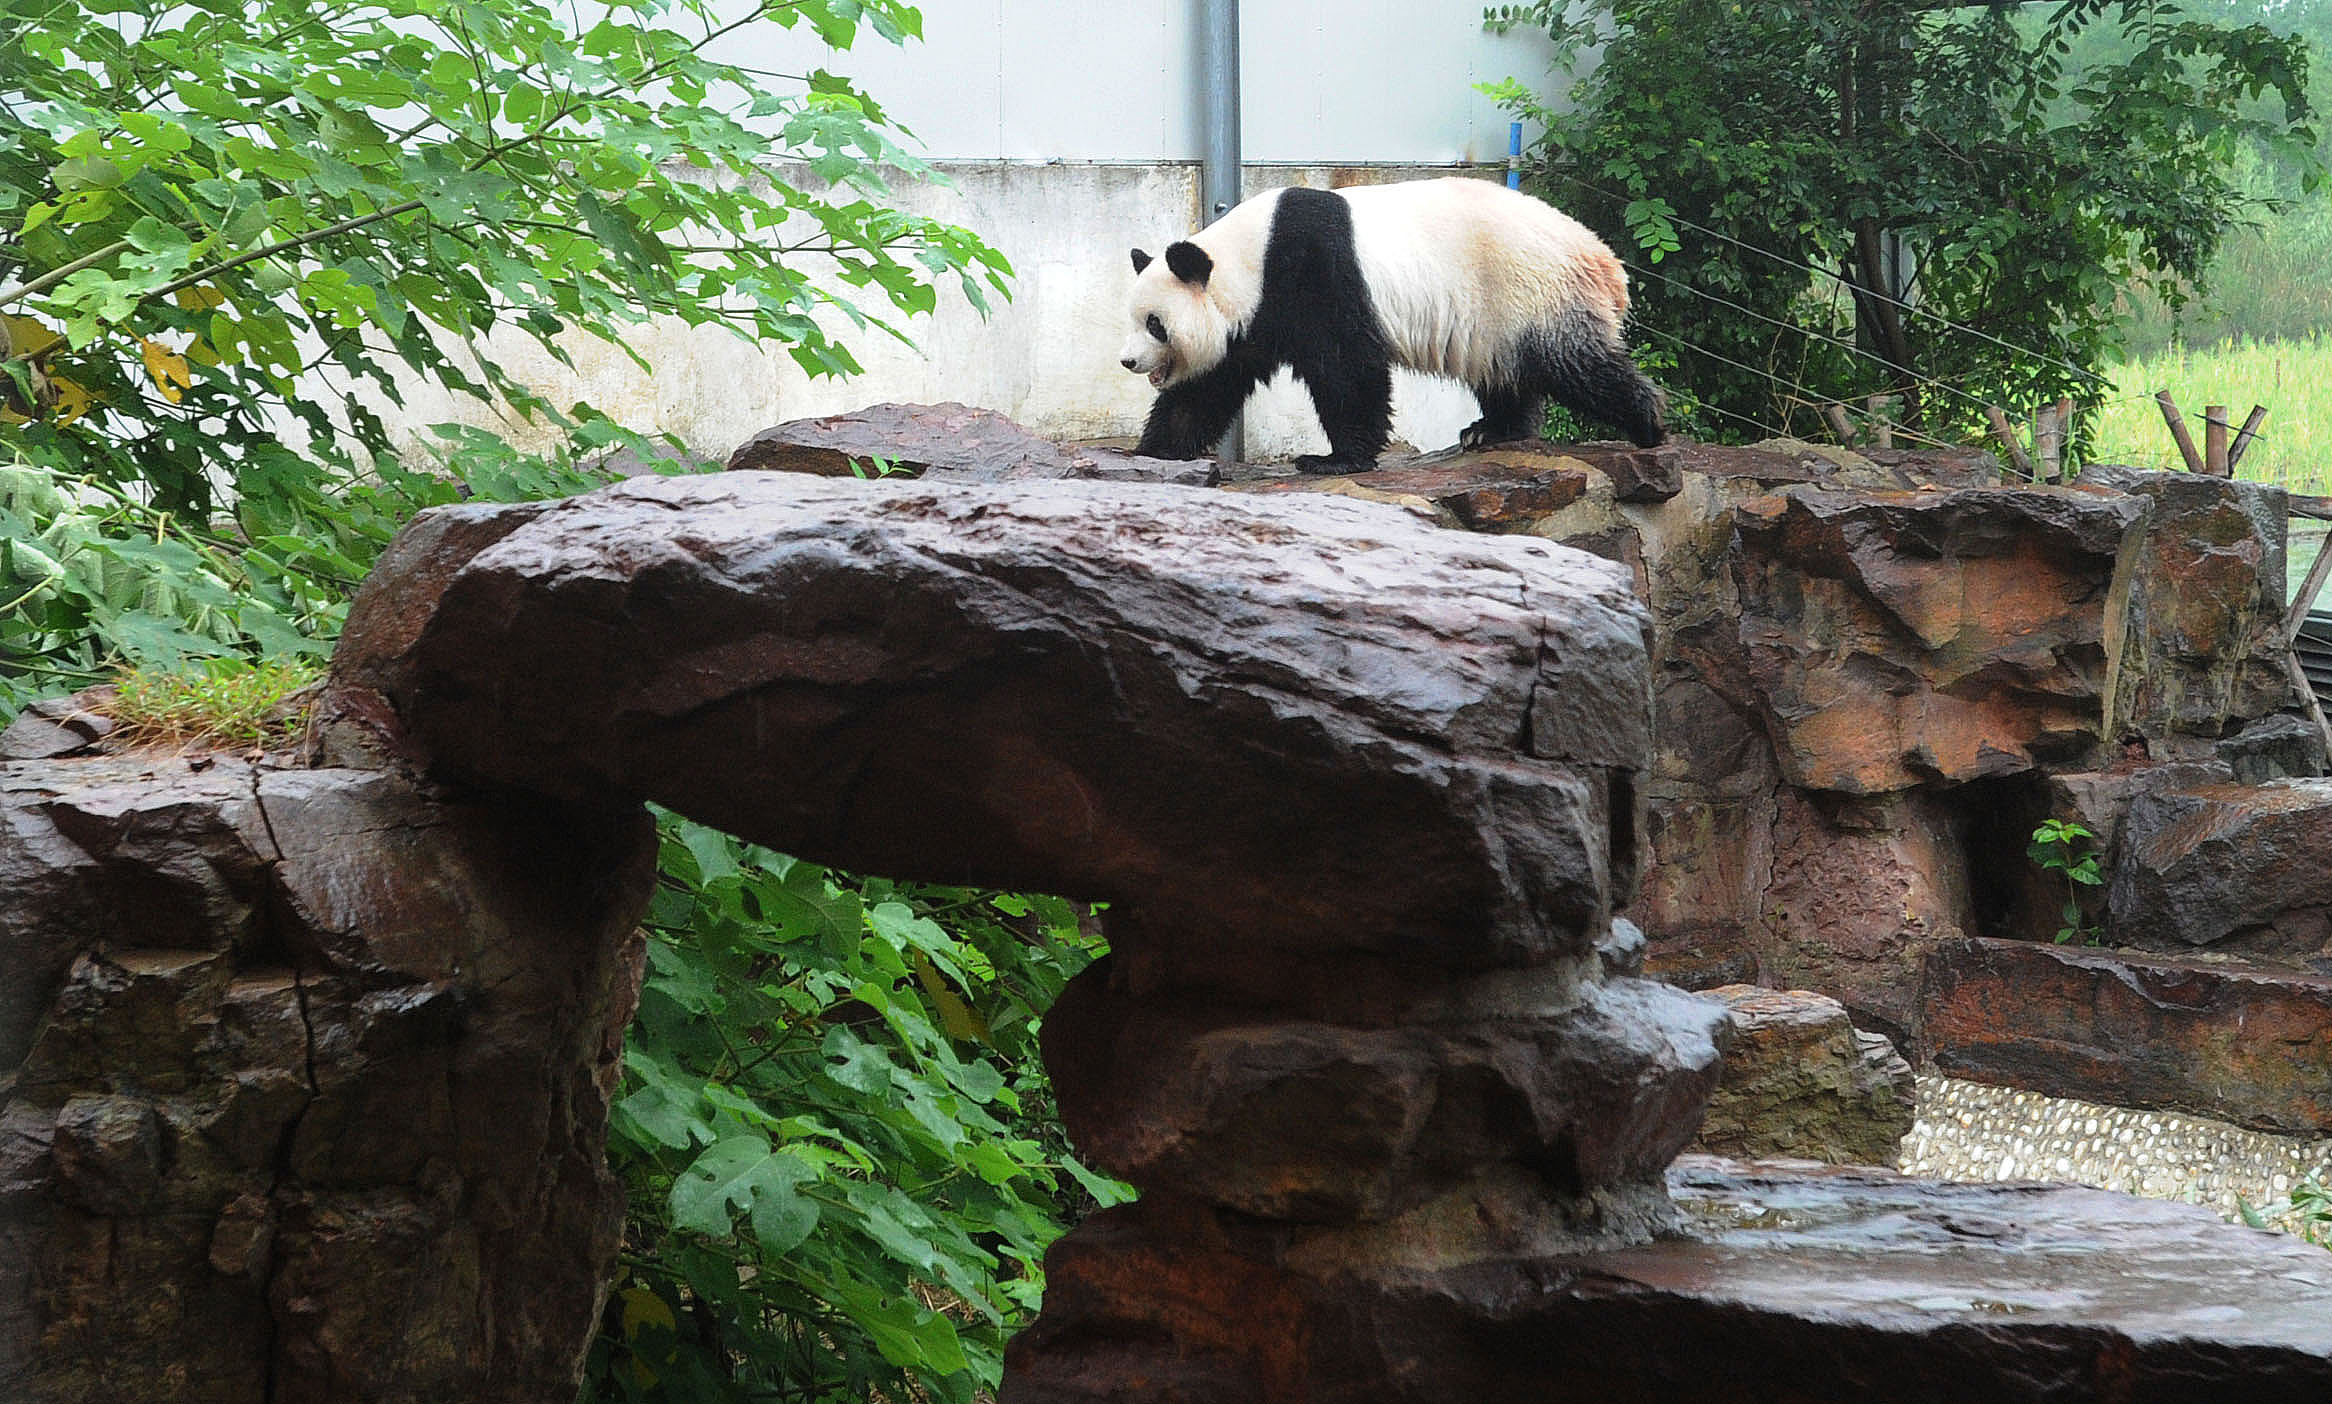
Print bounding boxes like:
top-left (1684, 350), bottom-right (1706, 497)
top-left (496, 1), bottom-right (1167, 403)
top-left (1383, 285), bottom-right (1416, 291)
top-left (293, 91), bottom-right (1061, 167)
top-left (713, 0), bottom-right (1556, 162)
top-left (1240, 0), bottom-right (1555, 163)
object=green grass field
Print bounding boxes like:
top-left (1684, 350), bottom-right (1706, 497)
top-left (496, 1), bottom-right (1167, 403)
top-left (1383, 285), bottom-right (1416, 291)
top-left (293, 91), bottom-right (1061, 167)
top-left (2089, 334), bottom-right (2332, 497)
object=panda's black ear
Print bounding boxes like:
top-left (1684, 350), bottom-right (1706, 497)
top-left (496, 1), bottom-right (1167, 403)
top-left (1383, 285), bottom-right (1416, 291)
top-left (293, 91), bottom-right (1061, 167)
top-left (1130, 248), bottom-right (1152, 274)
top-left (1164, 240), bottom-right (1213, 288)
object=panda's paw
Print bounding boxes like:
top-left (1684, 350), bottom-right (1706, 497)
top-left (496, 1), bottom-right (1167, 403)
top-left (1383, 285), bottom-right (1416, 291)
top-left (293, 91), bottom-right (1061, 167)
top-left (1293, 453), bottom-right (1374, 476)
top-left (1459, 420), bottom-right (1536, 452)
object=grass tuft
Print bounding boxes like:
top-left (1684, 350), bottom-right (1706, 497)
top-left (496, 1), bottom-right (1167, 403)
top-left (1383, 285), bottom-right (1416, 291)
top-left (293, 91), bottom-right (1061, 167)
top-left (110, 658), bottom-right (322, 750)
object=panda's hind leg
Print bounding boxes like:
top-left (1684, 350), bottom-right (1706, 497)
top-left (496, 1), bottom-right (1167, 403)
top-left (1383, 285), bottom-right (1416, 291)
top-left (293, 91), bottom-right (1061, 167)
top-left (1523, 316), bottom-right (1668, 448)
top-left (1461, 385), bottom-right (1544, 451)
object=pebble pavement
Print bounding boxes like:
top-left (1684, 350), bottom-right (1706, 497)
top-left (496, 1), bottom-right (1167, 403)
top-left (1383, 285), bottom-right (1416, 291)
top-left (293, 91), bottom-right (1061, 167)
top-left (1899, 1074), bottom-right (2332, 1241)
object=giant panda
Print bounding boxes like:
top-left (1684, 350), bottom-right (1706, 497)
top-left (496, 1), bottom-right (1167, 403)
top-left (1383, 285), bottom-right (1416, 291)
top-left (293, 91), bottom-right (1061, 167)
top-left (1119, 177), bottom-right (1665, 470)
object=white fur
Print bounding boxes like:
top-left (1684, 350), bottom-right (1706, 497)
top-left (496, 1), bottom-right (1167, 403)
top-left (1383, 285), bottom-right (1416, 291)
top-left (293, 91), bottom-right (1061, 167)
top-left (1120, 179), bottom-right (1628, 393)
top-left (1342, 179), bottom-right (1629, 389)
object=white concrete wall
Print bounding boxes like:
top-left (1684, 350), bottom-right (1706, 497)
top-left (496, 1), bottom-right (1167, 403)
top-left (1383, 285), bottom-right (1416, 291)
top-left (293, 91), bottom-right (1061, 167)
top-left (382, 161), bottom-right (1517, 466)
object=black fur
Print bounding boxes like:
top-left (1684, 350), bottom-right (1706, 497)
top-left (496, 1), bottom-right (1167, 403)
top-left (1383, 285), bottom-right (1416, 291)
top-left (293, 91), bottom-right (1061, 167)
top-left (1164, 240), bottom-right (1213, 286)
top-left (1138, 187), bottom-right (1392, 470)
top-left (1137, 187), bottom-right (1666, 469)
top-left (1130, 248), bottom-right (1152, 274)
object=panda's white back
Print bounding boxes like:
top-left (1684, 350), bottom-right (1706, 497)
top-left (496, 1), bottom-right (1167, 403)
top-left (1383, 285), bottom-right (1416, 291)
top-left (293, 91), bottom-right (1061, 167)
top-left (1337, 179), bottom-right (1629, 388)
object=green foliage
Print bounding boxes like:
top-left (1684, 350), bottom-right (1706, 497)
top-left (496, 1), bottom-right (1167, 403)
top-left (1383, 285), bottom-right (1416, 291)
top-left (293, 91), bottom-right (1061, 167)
top-left (0, 0), bottom-right (1008, 522)
top-left (2028, 818), bottom-right (2105, 946)
top-left (2297, 1174), bottom-right (2332, 1248)
top-left (2238, 1172), bottom-right (2332, 1248)
top-left (1484, 0), bottom-right (2320, 453)
top-left (5, 4), bottom-right (1081, 1400)
top-left (590, 815), bottom-right (1125, 1403)
top-left (112, 655), bottom-right (317, 746)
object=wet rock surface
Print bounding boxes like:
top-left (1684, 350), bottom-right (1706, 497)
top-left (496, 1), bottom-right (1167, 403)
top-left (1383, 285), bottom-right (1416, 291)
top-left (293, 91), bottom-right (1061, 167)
top-left (727, 401), bottom-right (1217, 486)
top-left (1007, 1155), bottom-right (2332, 1404)
top-left (1728, 486), bottom-right (2140, 795)
top-left (333, 472), bottom-right (1655, 988)
top-left (2109, 780), bottom-right (2332, 967)
top-left (1923, 936), bottom-right (2332, 1134)
top-left (0, 753), bottom-right (655, 1404)
top-left (1692, 985), bottom-right (1913, 1166)
top-left (2084, 466), bottom-right (2291, 738)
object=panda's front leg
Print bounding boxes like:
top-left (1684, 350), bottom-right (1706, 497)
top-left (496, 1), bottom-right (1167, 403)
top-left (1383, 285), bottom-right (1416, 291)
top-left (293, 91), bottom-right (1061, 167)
top-left (1293, 355), bottom-right (1393, 474)
top-left (1136, 362), bottom-right (1262, 460)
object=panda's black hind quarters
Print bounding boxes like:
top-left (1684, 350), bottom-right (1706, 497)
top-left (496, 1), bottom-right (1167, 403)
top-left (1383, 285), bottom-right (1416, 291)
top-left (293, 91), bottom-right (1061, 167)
top-left (1521, 320), bottom-right (1668, 449)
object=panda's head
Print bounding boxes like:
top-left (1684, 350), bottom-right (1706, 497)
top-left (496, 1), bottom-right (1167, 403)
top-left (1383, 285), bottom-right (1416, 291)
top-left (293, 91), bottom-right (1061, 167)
top-left (1119, 241), bottom-right (1227, 390)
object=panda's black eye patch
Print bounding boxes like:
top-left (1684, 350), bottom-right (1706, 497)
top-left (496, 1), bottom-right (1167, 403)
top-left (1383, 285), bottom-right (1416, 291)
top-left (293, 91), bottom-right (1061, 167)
top-left (1146, 314), bottom-right (1168, 342)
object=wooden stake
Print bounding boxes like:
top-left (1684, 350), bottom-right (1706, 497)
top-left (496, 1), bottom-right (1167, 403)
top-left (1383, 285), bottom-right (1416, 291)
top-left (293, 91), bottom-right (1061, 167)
top-left (1822, 402), bottom-right (1855, 445)
top-left (2204, 404), bottom-right (2230, 477)
top-left (2035, 403), bottom-right (2063, 483)
top-left (2054, 396), bottom-right (2074, 482)
top-left (1983, 405), bottom-right (2035, 477)
top-left (2155, 390), bottom-right (2205, 473)
top-left (2284, 527), bottom-right (2332, 641)
top-left (1866, 394), bottom-right (1893, 449)
top-left (2228, 404), bottom-right (2269, 471)
top-left (2286, 650), bottom-right (2332, 759)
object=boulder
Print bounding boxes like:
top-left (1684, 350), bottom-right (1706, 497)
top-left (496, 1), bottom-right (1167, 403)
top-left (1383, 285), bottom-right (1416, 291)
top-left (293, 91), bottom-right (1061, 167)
top-left (2108, 780), bottom-right (2332, 966)
top-left (726, 401), bottom-right (1217, 486)
top-left (1692, 986), bottom-right (1914, 1166)
top-left (1924, 936), bottom-right (2332, 1134)
top-left (2084, 467), bottom-right (2291, 738)
top-left (1045, 963), bottom-right (1727, 1220)
top-left (1005, 1156), bottom-right (2332, 1404)
top-left (0, 755), bottom-right (654, 1404)
top-left (331, 473), bottom-right (1655, 1002)
top-left (1728, 486), bottom-right (2143, 794)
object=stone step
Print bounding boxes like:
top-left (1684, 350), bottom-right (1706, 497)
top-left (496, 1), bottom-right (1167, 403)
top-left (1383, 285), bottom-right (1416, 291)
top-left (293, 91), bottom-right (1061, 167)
top-left (1922, 935), bottom-right (2332, 1134)
top-left (1006, 1156), bottom-right (2332, 1403)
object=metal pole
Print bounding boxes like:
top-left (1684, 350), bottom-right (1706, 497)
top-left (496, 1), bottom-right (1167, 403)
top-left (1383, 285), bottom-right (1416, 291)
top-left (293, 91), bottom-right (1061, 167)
top-left (1200, 0), bottom-right (1242, 461)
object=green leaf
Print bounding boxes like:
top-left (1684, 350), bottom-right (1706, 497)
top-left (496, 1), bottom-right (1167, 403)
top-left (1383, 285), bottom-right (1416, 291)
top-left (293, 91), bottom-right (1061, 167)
top-left (669, 1134), bottom-right (819, 1253)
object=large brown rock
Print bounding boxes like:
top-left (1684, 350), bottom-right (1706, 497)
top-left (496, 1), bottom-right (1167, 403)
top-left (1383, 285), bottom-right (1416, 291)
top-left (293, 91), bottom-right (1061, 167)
top-left (0, 754), bottom-right (654, 1404)
top-left (2086, 467), bottom-right (2291, 738)
top-left (1924, 936), bottom-right (2332, 1134)
top-left (1729, 485), bottom-right (2143, 794)
top-left (331, 473), bottom-right (1654, 1001)
top-left (1692, 986), bottom-right (1914, 1166)
top-left (1006, 1156), bottom-right (2332, 1404)
top-left (1044, 960), bottom-right (1727, 1220)
top-left (727, 401), bottom-right (1217, 486)
top-left (2108, 779), bottom-right (2332, 966)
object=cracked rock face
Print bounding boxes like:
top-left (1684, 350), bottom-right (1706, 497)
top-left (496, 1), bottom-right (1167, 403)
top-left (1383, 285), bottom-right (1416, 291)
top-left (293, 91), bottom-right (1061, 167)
top-left (0, 754), bottom-right (655, 1404)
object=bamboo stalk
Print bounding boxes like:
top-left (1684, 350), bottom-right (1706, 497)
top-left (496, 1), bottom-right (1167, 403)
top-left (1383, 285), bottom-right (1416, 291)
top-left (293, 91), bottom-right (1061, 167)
top-left (2228, 404), bottom-right (2269, 471)
top-left (2155, 390), bottom-right (2205, 473)
top-left (2035, 404), bottom-right (2063, 483)
top-left (2285, 527), bottom-right (2332, 641)
top-left (2204, 404), bottom-right (2230, 477)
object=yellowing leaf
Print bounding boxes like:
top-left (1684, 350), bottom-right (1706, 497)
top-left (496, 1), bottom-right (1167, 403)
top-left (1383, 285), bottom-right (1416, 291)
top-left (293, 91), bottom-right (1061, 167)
top-left (140, 340), bottom-right (193, 403)
top-left (1, 314), bottom-right (63, 363)
top-left (909, 951), bottom-right (990, 1043)
top-left (47, 374), bottom-right (94, 426)
top-left (173, 285), bottom-right (227, 313)
top-left (619, 1286), bottom-right (676, 1337)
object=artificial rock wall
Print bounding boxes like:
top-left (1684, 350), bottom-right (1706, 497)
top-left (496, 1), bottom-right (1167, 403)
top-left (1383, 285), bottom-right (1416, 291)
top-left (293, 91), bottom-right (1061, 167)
top-left (6, 434), bottom-right (2331, 1402)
